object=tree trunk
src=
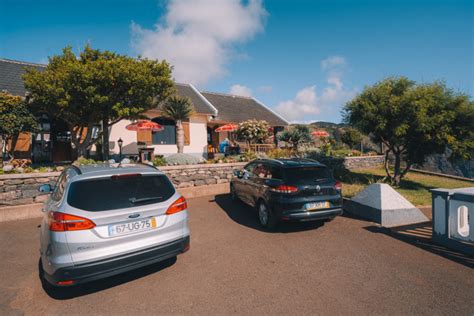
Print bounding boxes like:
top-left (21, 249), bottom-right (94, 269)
top-left (70, 124), bottom-right (95, 161)
top-left (176, 120), bottom-right (184, 153)
top-left (383, 149), bottom-right (392, 179)
top-left (8, 134), bottom-right (19, 160)
top-left (393, 152), bottom-right (402, 186)
top-left (102, 118), bottom-right (110, 161)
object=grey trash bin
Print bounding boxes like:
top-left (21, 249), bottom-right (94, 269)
top-left (430, 187), bottom-right (474, 256)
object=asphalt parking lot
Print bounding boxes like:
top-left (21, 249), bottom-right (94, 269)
top-left (1, 194), bottom-right (473, 315)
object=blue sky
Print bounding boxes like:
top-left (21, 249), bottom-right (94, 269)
top-left (1, 0), bottom-right (472, 123)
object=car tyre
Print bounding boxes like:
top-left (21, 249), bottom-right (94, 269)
top-left (325, 217), bottom-right (335, 223)
top-left (257, 200), bottom-right (277, 231)
top-left (230, 184), bottom-right (239, 202)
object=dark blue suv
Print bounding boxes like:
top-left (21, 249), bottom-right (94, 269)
top-left (230, 158), bottom-right (343, 230)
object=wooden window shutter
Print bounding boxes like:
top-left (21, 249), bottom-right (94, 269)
top-left (137, 130), bottom-right (152, 145)
top-left (183, 122), bottom-right (190, 145)
top-left (11, 132), bottom-right (31, 152)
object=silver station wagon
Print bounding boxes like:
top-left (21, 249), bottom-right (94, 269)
top-left (38, 163), bottom-right (190, 287)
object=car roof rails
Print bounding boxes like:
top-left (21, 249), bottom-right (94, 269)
top-left (137, 162), bottom-right (161, 171)
top-left (266, 158), bottom-right (285, 165)
top-left (289, 157), bottom-right (319, 163)
top-left (69, 165), bottom-right (83, 175)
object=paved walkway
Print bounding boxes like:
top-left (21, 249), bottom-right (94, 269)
top-left (1, 195), bottom-right (473, 315)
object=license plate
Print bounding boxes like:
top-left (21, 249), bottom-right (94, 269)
top-left (305, 201), bottom-right (330, 211)
top-left (108, 218), bottom-right (157, 237)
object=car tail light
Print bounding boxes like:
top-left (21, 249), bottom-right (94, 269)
top-left (57, 280), bottom-right (75, 286)
top-left (334, 181), bottom-right (342, 191)
top-left (270, 185), bottom-right (298, 193)
top-left (49, 212), bottom-right (96, 232)
top-left (166, 196), bottom-right (187, 215)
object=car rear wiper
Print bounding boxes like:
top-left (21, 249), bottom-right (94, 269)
top-left (129, 196), bottom-right (163, 204)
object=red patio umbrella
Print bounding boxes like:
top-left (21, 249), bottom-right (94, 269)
top-left (215, 123), bottom-right (238, 132)
top-left (126, 120), bottom-right (164, 132)
top-left (311, 130), bottom-right (330, 138)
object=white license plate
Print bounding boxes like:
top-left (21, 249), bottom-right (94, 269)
top-left (305, 201), bottom-right (330, 211)
top-left (108, 218), bottom-right (157, 236)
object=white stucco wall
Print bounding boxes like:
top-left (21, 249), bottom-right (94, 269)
top-left (109, 114), bottom-right (210, 158)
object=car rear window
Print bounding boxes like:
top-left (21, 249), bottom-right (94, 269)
top-left (67, 174), bottom-right (175, 211)
top-left (284, 166), bottom-right (333, 184)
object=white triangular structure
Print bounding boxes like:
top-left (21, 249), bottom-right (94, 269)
top-left (346, 183), bottom-right (429, 227)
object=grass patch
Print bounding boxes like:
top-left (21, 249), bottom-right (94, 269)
top-left (339, 168), bottom-right (473, 206)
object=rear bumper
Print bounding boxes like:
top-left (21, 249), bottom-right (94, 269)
top-left (281, 208), bottom-right (343, 222)
top-left (43, 236), bottom-right (189, 286)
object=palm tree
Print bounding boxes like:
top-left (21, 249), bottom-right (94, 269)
top-left (160, 96), bottom-right (193, 153)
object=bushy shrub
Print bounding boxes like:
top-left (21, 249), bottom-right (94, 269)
top-left (267, 148), bottom-right (293, 159)
top-left (331, 149), bottom-right (362, 158)
top-left (304, 149), bottom-right (322, 161)
top-left (208, 155), bottom-right (240, 164)
top-left (341, 127), bottom-right (362, 149)
top-left (152, 155), bottom-right (167, 166)
top-left (278, 125), bottom-right (313, 152)
top-left (240, 151), bottom-right (258, 162)
top-left (165, 153), bottom-right (202, 165)
top-left (73, 157), bottom-right (98, 166)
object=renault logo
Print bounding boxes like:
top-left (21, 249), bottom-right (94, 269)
top-left (316, 185), bottom-right (321, 192)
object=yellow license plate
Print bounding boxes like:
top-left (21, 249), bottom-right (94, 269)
top-left (306, 201), bottom-right (330, 211)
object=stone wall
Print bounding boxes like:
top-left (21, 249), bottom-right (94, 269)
top-left (343, 155), bottom-right (385, 169)
top-left (0, 173), bottom-right (58, 206)
top-left (316, 155), bottom-right (384, 171)
top-left (0, 163), bottom-right (246, 206)
top-left (161, 163), bottom-right (246, 188)
top-left (0, 158), bottom-right (385, 207)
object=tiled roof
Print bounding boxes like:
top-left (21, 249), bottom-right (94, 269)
top-left (0, 58), bottom-right (287, 125)
top-left (0, 59), bottom-right (45, 96)
top-left (200, 92), bottom-right (289, 126)
top-left (175, 83), bottom-right (217, 115)
top-left (0, 59), bottom-right (217, 115)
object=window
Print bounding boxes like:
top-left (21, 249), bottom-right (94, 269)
top-left (268, 165), bottom-right (283, 180)
top-left (152, 117), bottom-right (176, 145)
top-left (284, 167), bottom-right (333, 184)
top-left (251, 164), bottom-right (282, 179)
top-left (67, 175), bottom-right (175, 211)
top-left (52, 172), bottom-right (67, 201)
top-left (244, 162), bottom-right (257, 177)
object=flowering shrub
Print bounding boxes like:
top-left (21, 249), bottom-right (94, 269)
top-left (236, 119), bottom-right (270, 145)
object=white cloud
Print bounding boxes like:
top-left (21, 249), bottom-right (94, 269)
top-left (131, 0), bottom-right (267, 86)
top-left (275, 56), bottom-right (357, 122)
top-left (258, 85), bottom-right (273, 93)
top-left (321, 55), bottom-right (346, 70)
top-left (230, 84), bottom-right (253, 97)
top-left (275, 86), bottom-right (320, 122)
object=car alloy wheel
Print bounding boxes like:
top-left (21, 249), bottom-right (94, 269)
top-left (258, 202), bottom-right (269, 226)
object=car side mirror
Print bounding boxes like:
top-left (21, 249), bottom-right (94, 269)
top-left (38, 184), bottom-right (52, 194)
top-left (233, 169), bottom-right (243, 178)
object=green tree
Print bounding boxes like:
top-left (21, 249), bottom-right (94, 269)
top-left (278, 125), bottom-right (313, 152)
top-left (236, 119), bottom-right (271, 149)
top-left (343, 77), bottom-right (474, 185)
top-left (0, 93), bottom-right (38, 160)
top-left (23, 46), bottom-right (174, 159)
top-left (160, 96), bottom-right (194, 153)
top-left (341, 127), bottom-right (362, 149)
